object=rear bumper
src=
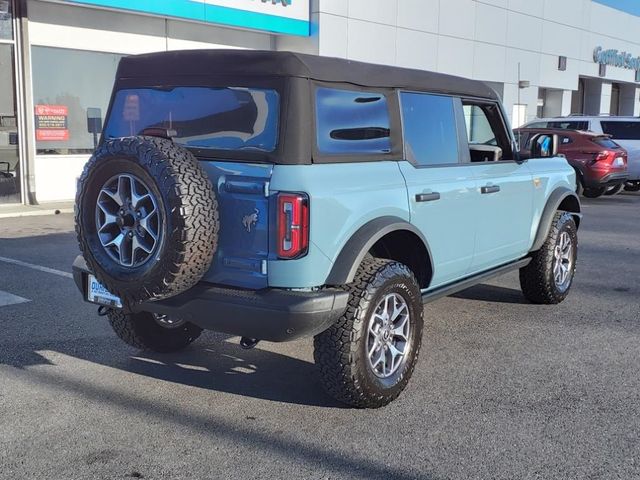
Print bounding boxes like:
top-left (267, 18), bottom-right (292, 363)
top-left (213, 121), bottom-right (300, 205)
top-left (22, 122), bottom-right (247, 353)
top-left (583, 171), bottom-right (628, 188)
top-left (72, 256), bottom-right (349, 342)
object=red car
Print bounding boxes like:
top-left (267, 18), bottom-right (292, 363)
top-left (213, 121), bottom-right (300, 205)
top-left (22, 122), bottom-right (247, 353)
top-left (514, 128), bottom-right (628, 198)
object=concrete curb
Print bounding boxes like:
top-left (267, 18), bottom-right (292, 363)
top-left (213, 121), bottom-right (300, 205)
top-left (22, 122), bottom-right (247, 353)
top-left (0, 207), bottom-right (74, 219)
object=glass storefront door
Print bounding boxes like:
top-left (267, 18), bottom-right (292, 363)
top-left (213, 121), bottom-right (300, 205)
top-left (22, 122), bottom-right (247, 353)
top-left (0, 1), bottom-right (20, 204)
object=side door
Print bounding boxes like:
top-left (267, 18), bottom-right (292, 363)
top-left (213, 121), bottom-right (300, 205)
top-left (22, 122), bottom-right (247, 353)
top-left (397, 91), bottom-right (478, 289)
top-left (462, 101), bottom-right (535, 273)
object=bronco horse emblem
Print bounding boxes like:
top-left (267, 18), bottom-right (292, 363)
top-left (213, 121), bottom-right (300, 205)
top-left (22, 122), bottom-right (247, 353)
top-left (242, 209), bottom-right (259, 233)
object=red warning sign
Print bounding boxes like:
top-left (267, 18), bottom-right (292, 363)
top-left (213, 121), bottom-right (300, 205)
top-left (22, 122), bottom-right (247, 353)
top-left (35, 104), bottom-right (69, 141)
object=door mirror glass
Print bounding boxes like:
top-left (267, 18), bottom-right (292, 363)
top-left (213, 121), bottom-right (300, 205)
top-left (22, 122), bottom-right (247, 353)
top-left (529, 133), bottom-right (558, 158)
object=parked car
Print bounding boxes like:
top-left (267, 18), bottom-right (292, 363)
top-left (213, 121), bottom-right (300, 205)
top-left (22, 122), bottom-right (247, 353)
top-left (72, 50), bottom-right (581, 408)
top-left (523, 116), bottom-right (640, 192)
top-left (514, 127), bottom-right (628, 198)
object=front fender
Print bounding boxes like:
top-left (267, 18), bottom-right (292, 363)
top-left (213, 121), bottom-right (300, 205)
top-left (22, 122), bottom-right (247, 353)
top-left (325, 216), bottom-right (433, 285)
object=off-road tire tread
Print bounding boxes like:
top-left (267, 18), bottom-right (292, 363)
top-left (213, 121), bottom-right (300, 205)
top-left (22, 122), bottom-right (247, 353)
top-left (520, 211), bottom-right (577, 305)
top-left (75, 136), bottom-right (219, 305)
top-left (314, 257), bottom-right (423, 408)
top-left (107, 309), bottom-right (203, 353)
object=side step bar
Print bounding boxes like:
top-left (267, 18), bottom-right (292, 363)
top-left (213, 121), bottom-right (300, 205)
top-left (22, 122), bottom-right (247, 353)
top-left (422, 258), bottom-right (531, 304)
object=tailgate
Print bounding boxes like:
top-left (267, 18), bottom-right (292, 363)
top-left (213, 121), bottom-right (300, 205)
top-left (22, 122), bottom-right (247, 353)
top-left (199, 161), bottom-right (273, 289)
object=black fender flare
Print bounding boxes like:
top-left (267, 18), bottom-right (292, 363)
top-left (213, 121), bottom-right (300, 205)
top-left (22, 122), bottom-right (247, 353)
top-left (325, 216), bottom-right (433, 285)
top-left (531, 187), bottom-right (582, 252)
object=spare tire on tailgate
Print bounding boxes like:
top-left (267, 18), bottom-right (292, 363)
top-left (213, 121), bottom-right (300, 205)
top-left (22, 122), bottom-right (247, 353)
top-left (75, 136), bottom-right (219, 306)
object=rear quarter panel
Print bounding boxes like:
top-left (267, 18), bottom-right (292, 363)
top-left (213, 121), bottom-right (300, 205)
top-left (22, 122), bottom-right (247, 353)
top-left (267, 161), bottom-right (409, 288)
top-left (526, 157), bottom-right (577, 250)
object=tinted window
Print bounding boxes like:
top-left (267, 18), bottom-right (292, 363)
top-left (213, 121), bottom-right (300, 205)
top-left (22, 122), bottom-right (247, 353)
top-left (592, 136), bottom-right (621, 149)
top-left (525, 122), bottom-right (548, 128)
top-left (105, 87), bottom-right (280, 152)
top-left (316, 87), bottom-right (391, 155)
top-left (547, 121), bottom-right (589, 130)
top-left (600, 121), bottom-right (640, 140)
top-left (400, 92), bottom-right (458, 166)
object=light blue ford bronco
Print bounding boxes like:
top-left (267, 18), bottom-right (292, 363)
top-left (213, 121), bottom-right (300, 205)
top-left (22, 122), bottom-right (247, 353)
top-left (73, 50), bottom-right (581, 408)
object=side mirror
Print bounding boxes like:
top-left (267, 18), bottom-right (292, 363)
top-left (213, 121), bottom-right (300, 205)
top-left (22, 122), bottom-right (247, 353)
top-left (87, 107), bottom-right (103, 149)
top-left (86, 107), bottom-right (103, 135)
top-left (529, 133), bottom-right (558, 158)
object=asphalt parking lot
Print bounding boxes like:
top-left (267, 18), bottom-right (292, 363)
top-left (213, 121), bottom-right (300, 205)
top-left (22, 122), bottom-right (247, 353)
top-left (1, 193), bottom-right (639, 480)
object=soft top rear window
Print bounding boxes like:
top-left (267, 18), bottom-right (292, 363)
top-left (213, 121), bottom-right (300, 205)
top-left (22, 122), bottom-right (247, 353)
top-left (104, 86), bottom-right (280, 152)
top-left (600, 121), bottom-right (640, 140)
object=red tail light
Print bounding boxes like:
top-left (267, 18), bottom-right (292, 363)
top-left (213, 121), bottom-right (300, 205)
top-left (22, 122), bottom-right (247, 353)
top-left (277, 193), bottom-right (309, 259)
top-left (594, 151), bottom-right (615, 164)
top-left (593, 150), bottom-right (627, 169)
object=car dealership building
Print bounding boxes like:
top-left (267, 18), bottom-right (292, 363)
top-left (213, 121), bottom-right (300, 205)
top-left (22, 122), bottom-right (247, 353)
top-left (1, 0), bottom-right (640, 205)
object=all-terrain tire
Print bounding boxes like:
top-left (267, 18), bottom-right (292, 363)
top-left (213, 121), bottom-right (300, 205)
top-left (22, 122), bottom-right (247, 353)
top-left (107, 310), bottom-right (202, 353)
top-left (314, 257), bottom-right (424, 408)
top-left (519, 211), bottom-right (578, 304)
top-left (75, 136), bottom-right (219, 306)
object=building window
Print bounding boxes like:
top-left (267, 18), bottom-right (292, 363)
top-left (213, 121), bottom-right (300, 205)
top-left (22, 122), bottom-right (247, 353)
top-left (0, 0), bottom-right (12, 40)
top-left (315, 87), bottom-right (391, 155)
top-left (32, 46), bottom-right (123, 155)
top-left (0, 43), bottom-right (19, 203)
top-left (400, 92), bottom-right (459, 166)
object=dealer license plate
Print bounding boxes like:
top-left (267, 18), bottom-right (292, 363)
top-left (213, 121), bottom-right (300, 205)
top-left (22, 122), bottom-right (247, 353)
top-left (87, 274), bottom-right (122, 308)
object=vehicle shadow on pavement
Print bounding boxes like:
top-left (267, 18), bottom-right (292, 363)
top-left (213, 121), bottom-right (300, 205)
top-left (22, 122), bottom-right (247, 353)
top-left (0, 334), bottom-right (345, 408)
top-left (451, 284), bottom-right (528, 304)
top-left (123, 335), bottom-right (347, 408)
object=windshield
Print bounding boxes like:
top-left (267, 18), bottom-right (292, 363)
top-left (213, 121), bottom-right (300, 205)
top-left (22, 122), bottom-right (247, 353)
top-left (104, 86), bottom-right (280, 152)
top-left (600, 121), bottom-right (640, 140)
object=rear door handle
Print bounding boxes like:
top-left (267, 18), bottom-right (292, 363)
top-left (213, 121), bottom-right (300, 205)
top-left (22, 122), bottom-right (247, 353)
top-left (481, 185), bottom-right (500, 194)
top-left (415, 192), bottom-right (441, 202)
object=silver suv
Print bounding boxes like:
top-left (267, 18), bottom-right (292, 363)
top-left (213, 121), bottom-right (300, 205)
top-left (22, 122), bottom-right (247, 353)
top-left (523, 116), bottom-right (640, 192)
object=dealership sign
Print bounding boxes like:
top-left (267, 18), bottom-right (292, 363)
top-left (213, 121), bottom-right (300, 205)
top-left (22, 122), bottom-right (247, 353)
top-left (62, 0), bottom-right (310, 36)
top-left (593, 46), bottom-right (640, 71)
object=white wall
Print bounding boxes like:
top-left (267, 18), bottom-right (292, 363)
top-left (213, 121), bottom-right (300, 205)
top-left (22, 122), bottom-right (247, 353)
top-left (308, 0), bottom-right (640, 124)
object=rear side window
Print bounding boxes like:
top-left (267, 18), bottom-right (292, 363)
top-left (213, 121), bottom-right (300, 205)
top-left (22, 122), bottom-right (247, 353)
top-left (315, 87), bottom-right (391, 155)
top-left (600, 121), bottom-right (640, 140)
top-left (547, 121), bottom-right (589, 130)
top-left (105, 86), bottom-right (280, 152)
top-left (400, 92), bottom-right (459, 166)
top-left (592, 136), bottom-right (621, 149)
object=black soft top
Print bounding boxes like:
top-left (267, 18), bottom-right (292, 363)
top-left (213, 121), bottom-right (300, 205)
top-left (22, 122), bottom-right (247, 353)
top-left (116, 49), bottom-right (498, 100)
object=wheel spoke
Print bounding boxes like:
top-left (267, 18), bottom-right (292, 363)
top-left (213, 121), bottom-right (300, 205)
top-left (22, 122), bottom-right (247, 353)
top-left (554, 262), bottom-right (562, 285)
top-left (391, 295), bottom-right (407, 321)
top-left (130, 178), bottom-right (149, 209)
top-left (139, 213), bottom-right (158, 241)
top-left (132, 234), bottom-right (153, 256)
top-left (368, 340), bottom-right (380, 359)
top-left (117, 175), bottom-right (132, 205)
top-left (388, 343), bottom-right (403, 372)
top-left (392, 315), bottom-right (409, 341)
